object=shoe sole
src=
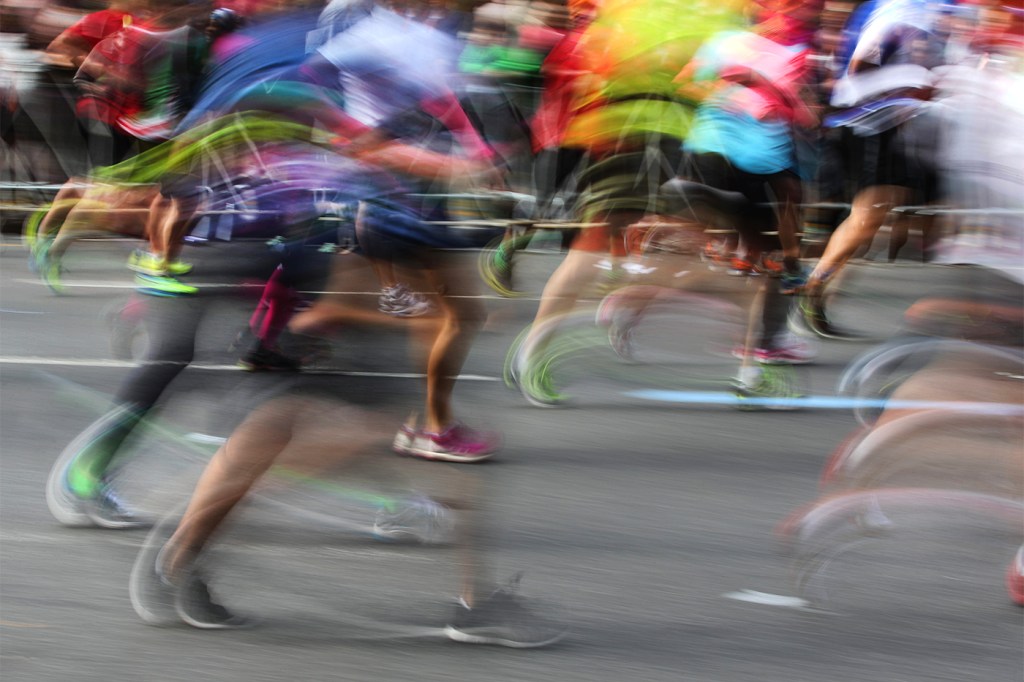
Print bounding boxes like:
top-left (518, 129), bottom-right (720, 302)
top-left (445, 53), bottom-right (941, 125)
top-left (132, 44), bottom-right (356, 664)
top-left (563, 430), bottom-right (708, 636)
top-left (395, 446), bottom-right (496, 464)
top-left (756, 356), bottom-right (817, 366)
top-left (84, 506), bottom-right (153, 530)
top-left (137, 287), bottom-right (196, 297)
top-left (177, 612), bottom-right (254, 630)
top-left (175, 568), bottom-right (255, 630)
top-left (522, 389), bottom-right (567, 409)
top-left (444, 625), bottom-right (567, 648)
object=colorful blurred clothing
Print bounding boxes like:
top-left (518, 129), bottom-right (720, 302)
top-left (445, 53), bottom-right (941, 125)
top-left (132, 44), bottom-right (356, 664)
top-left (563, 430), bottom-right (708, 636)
top-left (560, 0), bottom-right (745, 152)
top-left (685, 29), bottom-right (811, 174)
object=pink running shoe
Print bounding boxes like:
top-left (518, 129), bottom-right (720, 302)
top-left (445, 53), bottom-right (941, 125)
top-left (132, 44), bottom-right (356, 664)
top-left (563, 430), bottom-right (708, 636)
top-left (754, 336), bottom-right (819, 365)
top-left (393, 422), bottom-right (500, 463)
top-left (1007, 546), bottom-right (1024, 607)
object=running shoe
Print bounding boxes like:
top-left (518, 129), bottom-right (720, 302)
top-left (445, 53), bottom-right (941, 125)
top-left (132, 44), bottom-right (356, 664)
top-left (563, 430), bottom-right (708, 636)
top-left (728, 257), bottom-right (756, 277)
top-left (1007, 546), bottom-right (1024, 607)
top-left (379, 284), bottom-right (434, 317)
top-left (699, 239), bottom-right (732, 272)
top-left (608, 323), bottom-right (637, 363)
top-left (502, 327), bottom-right (532, 390)
top-left (130, 515), bottom-right (180, 625)
top-left (373, 494), bottom-right (453, 544)
top-left (391, 419), bottom-right (418, 454)
top-left (128, 250), bottom-right (193, 276)
top-left (135, 273), bottom-right (198, 296)
top-left (393, 422), bottom-right (500, 463)
top-left (519, 357), bottom-right (567, 408)
top-left (598, 291), bottom-right (642, 363)
top-left (779, 267), bottom-right (808, 295)
top-left (165, 260), bottom-right (193, 276)
top-left (81, 478), bottom-right (152, 530)
top-left (237, 344), bottom-right (301, 372)
top-left (445, 575), bottom-right (567, 648)
top-left (798, 289), bottom-right (858, 340)
top-left (175, 566), bottom-right (251, 629)
top-left (733, 365), bottom-right (802, 410)
top-left (728, 255), bottom-right (785, 278)
top-left (754, 334), bottom-right (819, 365)
top-left (41, 257), bottom-right (66, 295)
top-left (759, 256), bottom-right (784, 276)
top-left (480, 243), bottom-right (520, 298)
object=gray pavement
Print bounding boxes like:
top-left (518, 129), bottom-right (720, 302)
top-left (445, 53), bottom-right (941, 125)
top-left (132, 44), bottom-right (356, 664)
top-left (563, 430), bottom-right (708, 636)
top-left (1, 239), bottom-right (1021, 682)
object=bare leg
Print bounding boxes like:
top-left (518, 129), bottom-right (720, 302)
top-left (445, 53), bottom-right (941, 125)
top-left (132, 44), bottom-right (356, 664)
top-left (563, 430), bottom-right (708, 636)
top-left (144, 193), bottom-right (172, 260)
top-left (372, 258), bottom-right (399, 290)
top-left (808, 185), bottom-right (910, 285)
top-left (162, 398), bottom-right (390, 577)
top-left (420, 254), bottom-right (487, 433)
top-left (160, 395), bottom-right (495, 607)
top-left (525, 210), bottom-right (641, 348)
top-left (36, 182), bottom-right (84, 243)
top-left (161, 399), bottom-right (302, 577)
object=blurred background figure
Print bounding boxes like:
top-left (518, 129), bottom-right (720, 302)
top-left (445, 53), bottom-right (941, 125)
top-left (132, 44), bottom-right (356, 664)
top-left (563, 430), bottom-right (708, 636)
top-left (800, 0), bottom-right (945, 338)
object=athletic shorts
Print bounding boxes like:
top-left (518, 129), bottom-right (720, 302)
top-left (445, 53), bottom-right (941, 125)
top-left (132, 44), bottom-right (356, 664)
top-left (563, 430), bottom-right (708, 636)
top-left (571, 135), bottom-right (683, 254)
top-left (680, 151), bottom-right (800, 250)
top-left (840, 124), bottom-right (938, 200)
top-left (355, 199), bottom-right (502, 264)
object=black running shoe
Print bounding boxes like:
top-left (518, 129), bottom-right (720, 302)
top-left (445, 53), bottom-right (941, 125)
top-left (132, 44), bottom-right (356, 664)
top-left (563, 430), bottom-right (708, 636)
top-left (237, 344), bottom-right (301, 372)
top-left (82, 479), bottom-right (151, 530)
top-left (445, 575), bottom-right (566, 648)
top-left (799, 289), bottom-right (860, 340)
top-left (175, 567), bottom-right (251, 630)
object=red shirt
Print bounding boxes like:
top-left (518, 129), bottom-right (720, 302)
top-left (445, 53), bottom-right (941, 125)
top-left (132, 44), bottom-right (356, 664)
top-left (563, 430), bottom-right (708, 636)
top-left (530, 25), bottom-right (587, 151)
top-left (74, 19), bottom-right (148, 128)
top-left (63, 9), bottom-right (133, 49)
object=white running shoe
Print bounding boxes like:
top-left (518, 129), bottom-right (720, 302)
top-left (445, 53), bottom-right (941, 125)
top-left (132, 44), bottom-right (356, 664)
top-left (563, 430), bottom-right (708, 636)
top-left (379, 284), bottom-right (434, 317)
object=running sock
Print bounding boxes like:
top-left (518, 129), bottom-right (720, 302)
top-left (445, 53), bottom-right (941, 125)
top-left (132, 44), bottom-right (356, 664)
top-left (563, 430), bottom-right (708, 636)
top-left (736, 364), bottom-right (762, 387)
top-left (494, 242), bottom-right (513, 268)
top-left (808, 266), bottom-right (836, 286)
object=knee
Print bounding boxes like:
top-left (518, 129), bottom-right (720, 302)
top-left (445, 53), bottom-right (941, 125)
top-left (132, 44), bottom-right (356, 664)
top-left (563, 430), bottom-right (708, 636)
top-left (443, 299), bottom-right (487, 333)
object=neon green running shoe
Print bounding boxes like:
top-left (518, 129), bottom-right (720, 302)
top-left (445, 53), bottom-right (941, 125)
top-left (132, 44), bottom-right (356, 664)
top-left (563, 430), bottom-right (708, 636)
top-left (128, 250), bottom-right (193, 276)
top-left (519, 358), bottom-right (567, 408)
top-left (135, 273), bottom-right (198, 296)
top-left (479, 242), bottom-right (522, 298)
top-left (41, 256), bottom-right (67, 295)
top-left (733, 365), bottom-right (802, 411)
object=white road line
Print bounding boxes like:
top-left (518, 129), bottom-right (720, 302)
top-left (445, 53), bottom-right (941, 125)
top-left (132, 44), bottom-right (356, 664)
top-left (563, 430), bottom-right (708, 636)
top-left (12, 278), bottom-right (252, 290)
top-left (0, 355), bottom-right (501, 381)
top-left (0, 356), bottom-right (139, 368)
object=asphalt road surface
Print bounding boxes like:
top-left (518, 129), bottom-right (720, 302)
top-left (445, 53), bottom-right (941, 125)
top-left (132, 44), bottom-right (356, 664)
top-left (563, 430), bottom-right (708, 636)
top-left (1, 238), bottom-right (1021, 682)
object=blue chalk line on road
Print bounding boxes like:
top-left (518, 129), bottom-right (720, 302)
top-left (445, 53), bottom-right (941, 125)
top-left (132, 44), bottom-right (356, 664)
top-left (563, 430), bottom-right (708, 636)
top-left (627, 389), bottom-right (1024, 413)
